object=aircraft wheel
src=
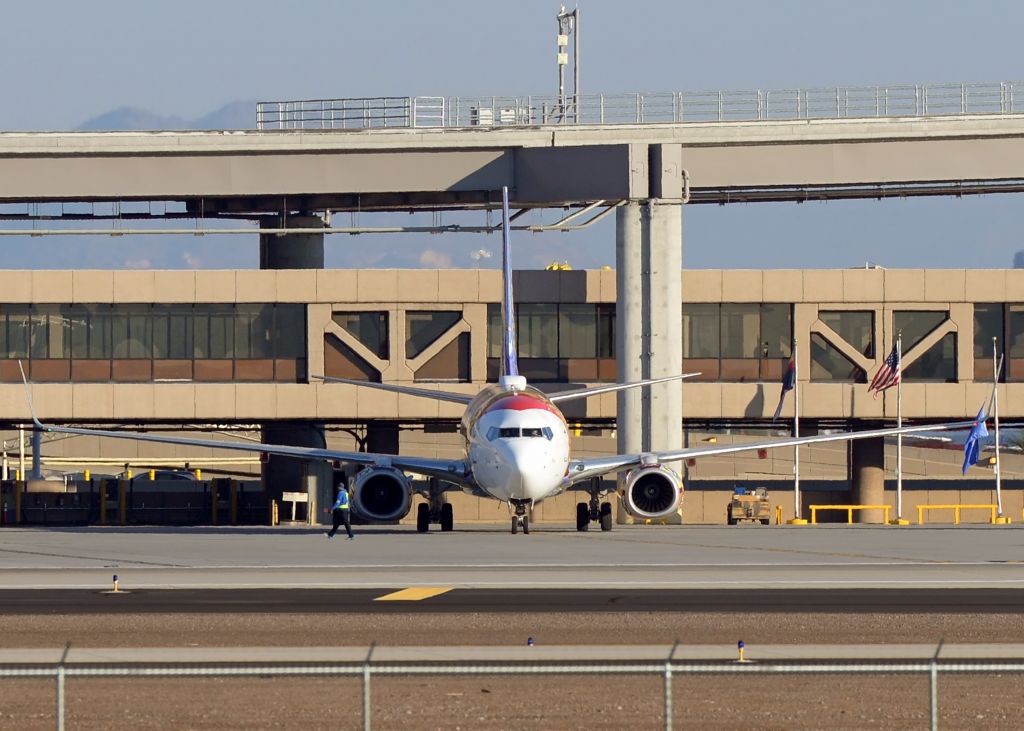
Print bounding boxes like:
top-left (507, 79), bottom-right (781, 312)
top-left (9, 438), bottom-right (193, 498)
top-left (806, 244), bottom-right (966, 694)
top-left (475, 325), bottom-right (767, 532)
top-left (600, 502), bottom-right (613, 532)
top-left (522, 516), bottom-right (530, 534)
top-left (576, 502), bottom-right (589, 531)
top-left (440, 503), bottom-right (454, 532)
top-left (511, 517), bottom-right (519, 535)
top-left (416, 503), bottom-right (430, 532)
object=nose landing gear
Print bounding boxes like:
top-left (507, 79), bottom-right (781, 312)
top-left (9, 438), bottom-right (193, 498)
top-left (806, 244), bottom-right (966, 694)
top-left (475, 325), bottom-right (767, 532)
top-left (576, 478), bottom-right (613, 532)
top-left (511, 500), bottom-right (530, 535)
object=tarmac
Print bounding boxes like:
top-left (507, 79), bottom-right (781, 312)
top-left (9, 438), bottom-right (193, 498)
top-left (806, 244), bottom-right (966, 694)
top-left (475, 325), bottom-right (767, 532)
top-left (0, 523), bottom-right (1021, 591)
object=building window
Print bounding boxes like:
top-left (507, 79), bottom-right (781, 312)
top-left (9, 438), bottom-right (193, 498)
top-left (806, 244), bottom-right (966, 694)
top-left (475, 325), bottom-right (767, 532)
top-left (0, 304), bottom-right (306, 383)
top-left (682, 303), bottom-right (792, 382)
top-left (811, 311), bottom-right (873, 383)
top-left (486, 303), bottom-right (616, 382)
top-left (903, 332), bottom-right (957, 382)
top-left (333, 312), bottom-right (388, 359)
top-left (819, 311), bottom-right (874, 360)
top-left (406, 311), bottom-right (461, 359)
top-left (895, 311), bottom-right (956, 382)
top-left (810, 333), bottom-right (866, 382)
top-left (973, 304), bottom-right (1004, 382)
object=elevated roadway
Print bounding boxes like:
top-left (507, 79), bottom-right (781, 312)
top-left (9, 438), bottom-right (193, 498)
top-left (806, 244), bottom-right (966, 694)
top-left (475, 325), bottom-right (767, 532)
top-left (2, 113), bottom-right (1024, 210)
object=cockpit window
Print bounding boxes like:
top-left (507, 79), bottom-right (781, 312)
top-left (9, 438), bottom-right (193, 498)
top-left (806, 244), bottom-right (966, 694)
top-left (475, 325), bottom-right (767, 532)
top-left (486, 426), bottom-right (552, 440)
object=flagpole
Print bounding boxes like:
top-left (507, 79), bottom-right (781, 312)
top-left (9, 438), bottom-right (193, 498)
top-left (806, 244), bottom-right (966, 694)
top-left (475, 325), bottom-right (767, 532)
top-left (993, 337), bottom-right (1003, 520)
top-left (793, 337), bottom-right (800, 521)
top-left (896, 332), bottom-right (903, 523)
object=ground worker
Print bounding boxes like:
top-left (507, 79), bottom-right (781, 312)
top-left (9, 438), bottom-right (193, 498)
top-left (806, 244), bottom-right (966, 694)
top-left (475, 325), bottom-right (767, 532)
top-left (325, 478), bottom-right (354, 540)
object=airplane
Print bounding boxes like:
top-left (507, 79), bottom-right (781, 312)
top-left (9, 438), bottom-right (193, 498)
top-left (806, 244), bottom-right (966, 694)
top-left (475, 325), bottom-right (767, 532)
top-left (22, 187), bottom-right (984, 535)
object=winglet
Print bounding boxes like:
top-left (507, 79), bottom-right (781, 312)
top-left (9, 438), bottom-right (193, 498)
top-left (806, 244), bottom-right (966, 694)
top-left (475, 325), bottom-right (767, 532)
top-left (17, 360), bottom-right (46, 430)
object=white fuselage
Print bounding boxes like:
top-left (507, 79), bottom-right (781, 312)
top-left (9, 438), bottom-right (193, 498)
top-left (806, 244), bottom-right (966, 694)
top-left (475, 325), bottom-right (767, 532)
top-left (463, 385), bottom-right (571, 504)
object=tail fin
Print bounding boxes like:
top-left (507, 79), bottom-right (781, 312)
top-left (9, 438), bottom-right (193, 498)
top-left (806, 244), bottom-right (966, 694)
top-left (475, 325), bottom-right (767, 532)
top-left (500, 186), bottom-right (519, 378)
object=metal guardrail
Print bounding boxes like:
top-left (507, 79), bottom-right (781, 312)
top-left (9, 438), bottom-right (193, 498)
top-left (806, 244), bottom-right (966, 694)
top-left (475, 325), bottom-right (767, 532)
top-left (257, 81), bottom-right (1024, 130)
top-left (7, 656), bottom-right (1024, 731)
top-left (917, 503), bottom-right (999, 525)
top-left (810, 504), bottom-right (892, 524)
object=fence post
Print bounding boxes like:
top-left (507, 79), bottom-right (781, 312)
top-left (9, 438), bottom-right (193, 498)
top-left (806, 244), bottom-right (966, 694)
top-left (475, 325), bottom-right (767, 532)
top-left (929, 661), bottom-right (938, 731)
top-left (56, 642), bottom-right (70, 731)
top-left (363, 642), bottom-right (375, 731)
top-left (664, 640), bottom-right (678, 731)
top-left (930, 640), bottom-right (942, 731)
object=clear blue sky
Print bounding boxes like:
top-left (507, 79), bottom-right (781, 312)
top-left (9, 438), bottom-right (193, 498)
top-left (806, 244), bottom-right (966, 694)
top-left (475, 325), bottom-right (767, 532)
top-left (1, 0), bottom-right (1022, 269)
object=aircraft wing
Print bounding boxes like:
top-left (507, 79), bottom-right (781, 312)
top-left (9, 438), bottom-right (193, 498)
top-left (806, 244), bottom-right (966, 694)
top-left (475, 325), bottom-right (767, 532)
top-left (313, 375), bottom-right (473, 405)
top-left (28, 419), bottom-right (470, 485)
top-left (547, 373), bottom-right (701, 403)
top-left (563, 418), bottom-right (979, 486)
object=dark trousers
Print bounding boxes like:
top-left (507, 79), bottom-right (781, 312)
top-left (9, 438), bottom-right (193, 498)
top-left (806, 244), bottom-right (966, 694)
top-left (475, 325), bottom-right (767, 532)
top-left (328, 508), bottom-right (352, 538)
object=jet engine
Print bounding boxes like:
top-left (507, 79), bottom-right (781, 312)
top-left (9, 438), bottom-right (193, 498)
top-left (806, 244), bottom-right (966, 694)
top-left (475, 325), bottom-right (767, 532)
top-left (620, 464), bottom-right (682, 521)
top-left (350, 466), bottom-right (412, 522)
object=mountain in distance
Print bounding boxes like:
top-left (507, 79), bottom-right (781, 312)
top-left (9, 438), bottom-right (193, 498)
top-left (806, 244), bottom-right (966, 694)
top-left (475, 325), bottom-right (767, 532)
top-left (77, 100), bottom-right (257, 131)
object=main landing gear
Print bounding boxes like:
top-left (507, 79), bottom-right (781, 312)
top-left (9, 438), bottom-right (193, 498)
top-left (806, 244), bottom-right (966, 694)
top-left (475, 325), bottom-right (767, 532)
top-left (511, 500), bottom-right (530, 535)
top-left (576, 479), bottom-right (613, 532)
top-left (416, 479), bottom-right (454, 533)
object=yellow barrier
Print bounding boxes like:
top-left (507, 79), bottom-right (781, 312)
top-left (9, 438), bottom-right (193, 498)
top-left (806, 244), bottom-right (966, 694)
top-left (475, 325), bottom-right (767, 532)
top-left (917, 504), bottom-right (997, 525)
top-left (809, 504), bottom-right (891, 525)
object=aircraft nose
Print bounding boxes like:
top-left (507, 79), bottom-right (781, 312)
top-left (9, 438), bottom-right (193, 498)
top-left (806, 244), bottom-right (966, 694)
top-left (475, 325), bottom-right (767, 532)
top-left (504, 442), bottom-right (558, 499)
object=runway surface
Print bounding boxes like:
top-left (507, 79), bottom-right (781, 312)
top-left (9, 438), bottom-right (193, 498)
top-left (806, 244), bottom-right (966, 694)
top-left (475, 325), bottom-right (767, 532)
top-left (0, 524), bottom-right (1022, 591)
top-left (0, 587), bottom-right (1022, 614)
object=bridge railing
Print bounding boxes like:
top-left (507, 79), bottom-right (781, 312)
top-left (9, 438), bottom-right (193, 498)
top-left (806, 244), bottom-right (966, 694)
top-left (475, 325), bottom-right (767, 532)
top-left (256, 81), bottom-right (1024, 130)
top-left (255, 97), bottom-right (412, 130)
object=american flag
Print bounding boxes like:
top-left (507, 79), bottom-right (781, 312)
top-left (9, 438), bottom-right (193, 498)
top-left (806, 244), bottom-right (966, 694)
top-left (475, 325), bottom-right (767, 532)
top-left (868, 341), bottom-right (900, 395)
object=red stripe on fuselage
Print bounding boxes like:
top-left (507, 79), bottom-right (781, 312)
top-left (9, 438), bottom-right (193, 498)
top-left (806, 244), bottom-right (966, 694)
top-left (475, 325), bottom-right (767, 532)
top-left (487, 394), bottom-right (563, 419)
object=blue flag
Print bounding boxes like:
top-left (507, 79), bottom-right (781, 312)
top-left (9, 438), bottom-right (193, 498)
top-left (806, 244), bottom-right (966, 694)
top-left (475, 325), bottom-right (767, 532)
top-left (962, 405), bottom-right (989, 475)
top-left (772, 358), bottom-right (796, 422)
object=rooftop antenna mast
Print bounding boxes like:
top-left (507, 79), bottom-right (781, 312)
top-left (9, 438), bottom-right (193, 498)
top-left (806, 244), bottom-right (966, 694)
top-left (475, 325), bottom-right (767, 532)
top-left (556, 5), bottom-right (580, 122)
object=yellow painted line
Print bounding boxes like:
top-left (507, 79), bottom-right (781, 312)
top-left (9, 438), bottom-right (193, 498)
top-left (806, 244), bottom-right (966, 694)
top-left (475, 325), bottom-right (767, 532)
top-left (374, 587), bottom-right (454, 602)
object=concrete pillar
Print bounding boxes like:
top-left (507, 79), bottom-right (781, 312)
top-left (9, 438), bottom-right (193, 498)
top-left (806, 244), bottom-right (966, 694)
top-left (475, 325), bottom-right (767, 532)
top-left (261, 422), bottom-right (332, 525)
top-left (851, 436), bottom-right (886, 523)
top-left (615, 148), bottom-right (685, 523)
top-left (366, 421), bottom-right (400, 455)
top-left (616, 202), bottom-right (644, 461)
top-left (31, 429), bottom-right (41, 480)
top-left (259, 215), bottom-right (325, 269)
top-left (646, 199), bottom-right (683, 464)
top-left (260, 215), bottom-right (328, 521)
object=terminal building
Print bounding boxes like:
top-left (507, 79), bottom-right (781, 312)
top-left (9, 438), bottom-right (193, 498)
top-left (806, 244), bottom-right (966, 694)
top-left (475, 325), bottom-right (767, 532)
top-left (3, 84), bottom-right (1024, 525)
top-left (1, 265), bottom-right (1021, 526)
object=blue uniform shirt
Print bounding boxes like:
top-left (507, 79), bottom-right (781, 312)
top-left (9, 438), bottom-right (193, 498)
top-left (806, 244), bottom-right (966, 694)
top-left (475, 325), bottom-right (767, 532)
top-left (332, 490), bottom-right (350, 511)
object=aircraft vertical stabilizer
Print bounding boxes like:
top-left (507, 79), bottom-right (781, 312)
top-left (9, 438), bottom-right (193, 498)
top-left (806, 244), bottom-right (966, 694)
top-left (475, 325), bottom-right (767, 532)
top-left (500, 186), bottom-right (519, 378)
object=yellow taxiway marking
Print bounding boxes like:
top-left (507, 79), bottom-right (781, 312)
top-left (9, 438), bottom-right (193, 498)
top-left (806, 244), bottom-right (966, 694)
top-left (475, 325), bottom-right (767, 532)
top-left (374, 587), bottom-right (454, 602)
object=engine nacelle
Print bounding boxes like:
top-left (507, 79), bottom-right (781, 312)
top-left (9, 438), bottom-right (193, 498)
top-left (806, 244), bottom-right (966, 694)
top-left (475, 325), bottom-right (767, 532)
top-left (620, 464), bottom-right (682, 521)
top-left (350, 466), bottom-right (412, 523)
